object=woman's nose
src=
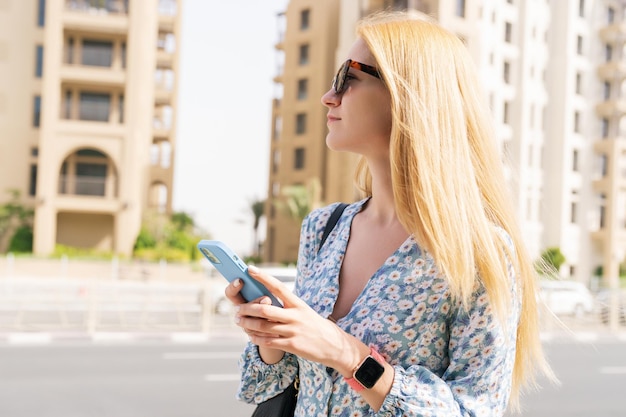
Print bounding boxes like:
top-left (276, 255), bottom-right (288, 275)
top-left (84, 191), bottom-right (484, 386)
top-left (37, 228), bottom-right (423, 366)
top-left (321, 88), bottom-right (339, 107)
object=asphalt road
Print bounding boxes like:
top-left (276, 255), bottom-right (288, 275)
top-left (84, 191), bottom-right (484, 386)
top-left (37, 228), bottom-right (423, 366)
top-left (0, 333), bottom-right (624, 417)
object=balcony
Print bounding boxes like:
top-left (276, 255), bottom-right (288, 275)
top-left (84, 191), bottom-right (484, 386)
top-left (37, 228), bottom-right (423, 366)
top-left (595, 99), bottom-right (626, 118)
top-left (64, 1), bottom-right (129, 34)
top-left (597, 60), bottom-right (626, 81)
top-left (159, 14), bottom-right (176, 33)
top-left (156, 49), bottom-right (174, 69)
top-left (66, 0), bottom-right (128, 14)
top-left (59, 175), bottom-right (106, 196)
top-left (598, 22), bottom-right (626, 45)
top-left (149, 165), bottom-right (172, 185)
top-left (60, 65), bottom-right (125, 87)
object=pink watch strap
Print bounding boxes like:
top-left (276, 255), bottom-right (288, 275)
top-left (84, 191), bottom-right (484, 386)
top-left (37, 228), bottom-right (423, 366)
top-left (344, 347), bottom-right (385, 391)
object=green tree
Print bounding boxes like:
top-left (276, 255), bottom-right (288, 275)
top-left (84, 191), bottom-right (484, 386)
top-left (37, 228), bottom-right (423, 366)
top-left (171, 211), bottom-right (194, 231)
top-left (133, 210), bottom-right (205, 262)
top-left (0, 189), bottom-right (34, 253)
top-left (8, 226), bottom-right (33, 253)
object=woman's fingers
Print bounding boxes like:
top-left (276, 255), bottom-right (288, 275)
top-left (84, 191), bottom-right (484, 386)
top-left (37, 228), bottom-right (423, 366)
top-left (224, 278), bottom-right (247, 305)
top-left (247, 266), bottom-right (303, 308)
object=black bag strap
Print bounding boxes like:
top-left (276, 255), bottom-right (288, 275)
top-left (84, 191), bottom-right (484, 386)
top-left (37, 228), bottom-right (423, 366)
top-left (318, 203), bottom-right (348, 253)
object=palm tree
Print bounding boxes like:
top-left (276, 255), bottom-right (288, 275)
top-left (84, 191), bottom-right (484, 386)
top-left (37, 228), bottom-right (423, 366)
top-left (250, 199), bottom-right (265, 257)
top-left (275, 177), bottom-right (323, 223)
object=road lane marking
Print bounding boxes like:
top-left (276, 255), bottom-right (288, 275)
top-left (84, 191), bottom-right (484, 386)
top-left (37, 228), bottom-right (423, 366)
top-left (8, 333), bottom-right (51, 344)
top-left (205, 373), bottom-right (241, 382)
top-left (163, 351), bottom-right (241, 360)
top-left (600, 367), bottom-right (626, 375)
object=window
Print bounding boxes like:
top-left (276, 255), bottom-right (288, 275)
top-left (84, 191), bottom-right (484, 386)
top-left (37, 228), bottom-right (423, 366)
top-left (79, 92), bottom-right (110, 122)
top-left (294, 148), bottom-right (305, 170)
top-left (296, 113), bottom-right (306, 134)
top-left (456, 0), bottom-right (465, 17)
top-left (273, 116), bottom-right (282, 140)
top-left (605, 44), bottom-right (613, 61)
top-left (81, 40), bottom-right (113, 67)
top-left (272, 150), bottom-right (280, 173)
top-left (601, 118), bottom-right (609, 138)
top-left (570, 201), bottom-right (577, 223)
top-left (66, 37), bottom-right (74, 64)
top-left (76, 163), bottom-right (107, 196)
top-left (35, 45), bottom-right (43, 77)
top-left (599, 203), bottom-right (606, 228)
top-left (504, 22), bottom-right (512, 43)
top-left (577, 35), bottom-right (583, 55)
top-left (503, 101), bottom-right (510, 124)
top-left (64, 90), bottom-right (72, 119)
top-left (579, 0), bottom-right (585, 17)
top-left (33, 96), bottom-right (41, 127)
top-left (608, 7), bottom-right (615, 23)
top-left (299, 44), bottom-right (309, 65)
top-left (29, 165), bottom-right (38, 196)
top-left (300, 9), bottom-right (310, 30)
top-left (121, 42), bottom-right (127, 68)
top-left (503, 61), bottom-right (511, 84)
top-left (573, 111), bottom-right (580, 133)
top-left (118, 94), bottom-right (124, 123)
top-left (575, 72), bottom-right (582, 95)
top-left (37, 0), bottom-right (45, 27)
top-left (297, 79), bottom-right (308, 100)
top-left (604, 81), bottom-right (611, 100)
top-left (572, 149), bottom-right (579, 171)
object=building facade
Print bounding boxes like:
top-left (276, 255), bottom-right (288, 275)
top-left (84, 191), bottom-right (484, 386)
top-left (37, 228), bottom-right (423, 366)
top-left (0, 0), bottom-right (182, 256)
top-left (265, 0), bottom-right (341, 264)
top-left (265, 0), bottom-right (626, 288)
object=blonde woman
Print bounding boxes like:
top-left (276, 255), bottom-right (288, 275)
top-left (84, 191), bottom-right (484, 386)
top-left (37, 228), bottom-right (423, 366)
top-left (227, 10), bottom-right (554, 416)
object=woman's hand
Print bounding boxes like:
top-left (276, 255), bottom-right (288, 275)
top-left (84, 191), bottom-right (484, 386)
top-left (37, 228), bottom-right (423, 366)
top-left (229, 265), bottom-right (368, 375)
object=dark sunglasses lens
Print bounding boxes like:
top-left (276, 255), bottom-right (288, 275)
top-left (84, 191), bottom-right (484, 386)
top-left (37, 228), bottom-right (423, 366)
top-left (334, 61), bottom-right (349, 93)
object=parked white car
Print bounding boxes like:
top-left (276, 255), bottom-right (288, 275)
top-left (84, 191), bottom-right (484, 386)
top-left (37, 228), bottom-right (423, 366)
top-left (207, 265), bottom-right (297, 315)
top-left (538, 279), bottom-right (594, 318)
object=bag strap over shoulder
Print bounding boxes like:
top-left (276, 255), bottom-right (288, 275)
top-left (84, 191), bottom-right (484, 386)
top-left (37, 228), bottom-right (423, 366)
top-left (318, 203), bottom-right (348, 253)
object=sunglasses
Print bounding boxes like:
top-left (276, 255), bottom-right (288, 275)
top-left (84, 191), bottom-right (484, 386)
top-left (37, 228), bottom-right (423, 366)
top-left (332, 59), bottom-right (381, 94)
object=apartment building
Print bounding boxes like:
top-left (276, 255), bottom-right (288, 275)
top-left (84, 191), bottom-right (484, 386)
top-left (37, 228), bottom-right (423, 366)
top-left (265, 0), bottom-right (340, 263)
top-left (0, 0), bottom-right (181, 256)
top-left (265, 0), bottom-right (625, 286)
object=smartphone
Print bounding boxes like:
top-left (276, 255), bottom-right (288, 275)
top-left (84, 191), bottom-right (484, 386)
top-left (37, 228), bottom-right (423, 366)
top-left (197, 240), bottom-right (283, 307)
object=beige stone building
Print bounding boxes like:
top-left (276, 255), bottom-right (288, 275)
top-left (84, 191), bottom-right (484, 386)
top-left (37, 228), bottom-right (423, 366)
top-left (264, 0), bottom-right (626, 289)
top-left (0, 0), bottom-right (182, 256)
top-left (264, 0), bottom-right (342, 264)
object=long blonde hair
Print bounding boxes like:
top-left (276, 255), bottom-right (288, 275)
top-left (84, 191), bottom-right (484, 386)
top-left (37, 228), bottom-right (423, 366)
top-left (355, 10), bottom-right (554, 410)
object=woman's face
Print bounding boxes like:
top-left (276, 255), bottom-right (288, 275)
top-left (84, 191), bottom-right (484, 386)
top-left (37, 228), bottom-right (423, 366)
top-left (321, 38), bottom-right (392, 158)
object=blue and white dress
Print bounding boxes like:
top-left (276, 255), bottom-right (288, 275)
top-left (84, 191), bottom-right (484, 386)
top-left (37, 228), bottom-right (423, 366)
top-left (237, 198), bottom-right (520, 417)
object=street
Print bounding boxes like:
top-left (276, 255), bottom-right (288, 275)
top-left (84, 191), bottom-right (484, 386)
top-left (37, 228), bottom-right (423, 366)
top-left (0, 331), bottom-right (624, 416)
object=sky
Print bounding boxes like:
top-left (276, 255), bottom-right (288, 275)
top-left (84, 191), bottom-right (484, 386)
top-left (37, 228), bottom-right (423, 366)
top-left (173, 0), bottom-right (290, 256)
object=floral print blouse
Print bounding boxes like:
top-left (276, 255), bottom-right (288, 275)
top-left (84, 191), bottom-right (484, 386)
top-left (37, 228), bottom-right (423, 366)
top-left (237, 199), bottom-right (520, 416)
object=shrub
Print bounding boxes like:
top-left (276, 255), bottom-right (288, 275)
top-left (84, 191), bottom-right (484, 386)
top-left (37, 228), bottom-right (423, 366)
top-left (8, 226), bottom-right (33, 253)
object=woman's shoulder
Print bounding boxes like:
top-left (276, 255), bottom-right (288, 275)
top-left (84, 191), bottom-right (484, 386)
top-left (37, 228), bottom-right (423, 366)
top-left (304, 199), bottom-right (367, 227)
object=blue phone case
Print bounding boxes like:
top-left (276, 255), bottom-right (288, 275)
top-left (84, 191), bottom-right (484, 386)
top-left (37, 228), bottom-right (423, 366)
top-left (197, 240), bottom-right (282, 307)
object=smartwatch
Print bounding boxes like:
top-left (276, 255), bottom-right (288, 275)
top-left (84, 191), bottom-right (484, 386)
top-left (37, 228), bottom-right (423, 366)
top-left (344, 347), bottom-right (385, 391)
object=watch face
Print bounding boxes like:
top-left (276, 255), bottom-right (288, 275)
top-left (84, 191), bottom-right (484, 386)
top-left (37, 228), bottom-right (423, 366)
top-left (354, 356), bottom-right (385, 389)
